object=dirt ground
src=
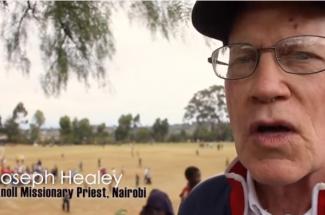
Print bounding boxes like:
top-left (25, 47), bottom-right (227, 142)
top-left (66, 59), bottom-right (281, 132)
top-left (0, 143), bottom-right (237, 215)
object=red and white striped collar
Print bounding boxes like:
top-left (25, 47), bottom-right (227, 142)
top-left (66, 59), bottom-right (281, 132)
top-left (224, 158), bottom-right (325, 215)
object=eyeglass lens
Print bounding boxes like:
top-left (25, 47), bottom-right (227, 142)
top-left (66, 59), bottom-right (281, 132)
top-left (211, 36), bottom-right (325, 79)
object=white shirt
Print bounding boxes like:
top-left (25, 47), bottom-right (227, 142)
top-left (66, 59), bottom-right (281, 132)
top-left (246, 172), bottom-right (311, 215)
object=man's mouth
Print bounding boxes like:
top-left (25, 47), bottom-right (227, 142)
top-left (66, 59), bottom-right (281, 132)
top-left (249, 120), bottom-right (297, 147)
top-left (250, 121), bottom-right (296, 135)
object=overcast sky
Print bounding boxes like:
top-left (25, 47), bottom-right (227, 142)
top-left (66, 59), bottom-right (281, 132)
top-left (0, 4), bottom-right (223, 128)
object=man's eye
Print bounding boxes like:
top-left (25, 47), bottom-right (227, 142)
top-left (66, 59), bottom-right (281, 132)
top-left (230, 56), bottom-right (255, 65)
top-left (284, 51), bottom-right (319, 60)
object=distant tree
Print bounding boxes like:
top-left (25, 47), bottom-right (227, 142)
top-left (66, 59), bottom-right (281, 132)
top-left (33, 110), bottom-right (45, 128)
top-left (114, 113), bottom-right (141, 142)
top-left (77, 118), bottom-right (93, 144)
top-left (59, 115), bottom-right (72, 143)
top-left (0, 115), bottom-right (3, 134)
top-left (184, 85), bottom-right (228, 126)
top-left (29, 123), bottom-right (39, 144)
top-left (192, 122), bottom-right (233, 142)
top-left (12, 102), bottom-right (28, 123)
top-left (115, 114), bottom-right (133, 142)
top-left (1, 1), bottom-right (191, 96)
top-left (132, 114), bottom-right (141, 128)
top-left (168, 129), bottom-right (187, 142)
top-left (184, 85), bottom-right (230, 141)
top-left (95, 123), bottom-right (109, 145)
top-left (71, 118), bottom-right (92, 144)
top-left (29, 110), bottom-right (45, 144)
top-left (152, 118), bottom-right (169, 142)
top-left (192, 126), bottom-right (214, 142)
top-left (72, 118), bottom-right (79, 140)
top-left (97, 123), bottom-right (106, 134)
top-left (4, 118), bottom-right (20, 143)
top-left (214, 122), bottom-right (233, 141)
top-left (134, 127), bottom-right (152, 143)
top-left (3, 102), bottom-right (28, 143)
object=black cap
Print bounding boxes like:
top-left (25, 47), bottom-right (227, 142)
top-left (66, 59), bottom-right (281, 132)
top-left (191, 1), bottom-right (325, 44)
top-left (191, 1), bottom-right (244, 43)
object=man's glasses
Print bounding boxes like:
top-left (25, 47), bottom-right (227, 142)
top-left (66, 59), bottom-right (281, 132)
top-left (208, 35), bottom-right (325, 80)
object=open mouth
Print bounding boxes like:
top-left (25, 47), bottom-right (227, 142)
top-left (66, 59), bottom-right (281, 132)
top-left (251, 121), bottom-right (296, 135)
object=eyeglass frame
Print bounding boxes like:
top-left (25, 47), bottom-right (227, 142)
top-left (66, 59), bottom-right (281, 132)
top-left (207, 35), bottom-right (325, 80)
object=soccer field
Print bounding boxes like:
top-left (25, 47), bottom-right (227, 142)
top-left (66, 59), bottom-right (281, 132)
top-left (0, 143), bottom-right (237, 215)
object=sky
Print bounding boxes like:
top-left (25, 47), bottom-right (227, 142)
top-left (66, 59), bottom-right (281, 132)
top-left (0, 3), bottom-right (223, 128)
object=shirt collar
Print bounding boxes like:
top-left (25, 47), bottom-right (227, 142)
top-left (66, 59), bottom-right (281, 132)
top-left (247, 171), bottom-right (271, 215)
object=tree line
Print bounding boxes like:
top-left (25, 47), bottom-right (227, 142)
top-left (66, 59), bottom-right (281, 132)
top-left (0, 85), bottom-right (233, 144)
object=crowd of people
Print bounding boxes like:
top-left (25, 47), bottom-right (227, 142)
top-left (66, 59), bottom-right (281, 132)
top-left (0, 157), bottom-right (59, 185)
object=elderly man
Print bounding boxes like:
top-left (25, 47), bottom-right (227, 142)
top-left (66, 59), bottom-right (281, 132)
top-left (179, 2), bottom-right (325, 215)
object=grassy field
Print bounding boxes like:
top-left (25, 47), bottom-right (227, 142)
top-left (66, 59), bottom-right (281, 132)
top-left (0, 143), bottom-right (237, 215)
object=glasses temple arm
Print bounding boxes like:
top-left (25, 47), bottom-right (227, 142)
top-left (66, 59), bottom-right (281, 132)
top-left (207, 57), bottom-right (228, 66)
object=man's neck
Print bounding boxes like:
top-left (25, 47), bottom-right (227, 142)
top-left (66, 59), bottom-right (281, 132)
top-left (254, 172), bottom-right (325, 215)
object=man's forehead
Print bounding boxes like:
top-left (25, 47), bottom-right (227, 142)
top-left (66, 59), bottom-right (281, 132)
top-left (230, 2), bottom-right (325, 44)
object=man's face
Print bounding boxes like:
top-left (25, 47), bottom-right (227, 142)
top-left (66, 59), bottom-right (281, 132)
top-left (226, 3), bottom-right (325, 185)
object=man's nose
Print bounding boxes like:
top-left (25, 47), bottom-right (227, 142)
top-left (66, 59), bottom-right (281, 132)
top-left (249, 53), bottom-right (291, 104)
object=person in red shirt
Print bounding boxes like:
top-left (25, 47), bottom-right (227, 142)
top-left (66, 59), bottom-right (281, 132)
top-left (179, 166), bottom-right (201, 202)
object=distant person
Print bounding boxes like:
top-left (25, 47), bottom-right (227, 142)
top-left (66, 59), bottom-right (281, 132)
top-left (225, 157), bottom-right (230, 167)
top-left (111, 167), bottom-right (116, 175)
top-left (0, 157), bottom-right (6, 169)
top-left (97, 158), bottom-right (101, 168)
top-left (78, 161), bottom-right (83, 172)
top-left (138, 158), bottom-right (142, 168)
top-left (179, 166), bottom-right (201, 202)
top-left (25, 166), bottom-right (31, 174)
top-left (62, 192), bottom-right (71, 212)
top-left (135, 174), bottom-right (140, 187)
top-left (51, 165), bottom-right (58, 178)
top-left (34, 160), bottom-right (43, 174)
top-left (1, 166), bottom-right (13, 185)
top-left (15, 160), bottom-right (25, 175)
top-left (100, 167), bottom-right (107, 176)
top-left (144, 168), bottom-right (152, 185)
top-left (195, 149), bottom-right (199, 156)
top-left (140, 189), bottom-right (174, 215)
top-left (33, 159), bottom-right (43, 177)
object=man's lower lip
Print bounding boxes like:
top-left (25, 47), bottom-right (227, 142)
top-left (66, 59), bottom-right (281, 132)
top-left (250, 132), bottom-right (296, 147)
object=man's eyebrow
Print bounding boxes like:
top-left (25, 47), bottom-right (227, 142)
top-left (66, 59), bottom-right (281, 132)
top-left (279, 44), bottom-right (304, 52)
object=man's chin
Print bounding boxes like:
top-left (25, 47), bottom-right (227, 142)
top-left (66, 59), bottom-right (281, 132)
top-left (246, 161), bottom-right (308, 186)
